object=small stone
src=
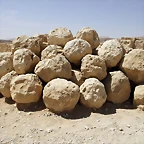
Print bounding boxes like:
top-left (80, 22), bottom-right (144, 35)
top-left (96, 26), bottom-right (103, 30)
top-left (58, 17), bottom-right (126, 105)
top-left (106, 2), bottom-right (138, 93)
top-left (110, 128), bottom-right (116, 131)
top-left (84, 126), bottom-right (89, 130)
top-left (122, 131), bottom-right (125, 135)
top-left (1, 126), bottom-right (3, 128)
top-left (119, 128), bottom-right (123, 131)
top-left (39, 129), bottom-right (43, 131)
top-left (4, 112), bottom-right (8, 115)
top-left (127, 125), bottom-right (131, 128)
top-left (27, 112), bottom-right (32, 115)
top-left (97, 120), bottom-right (100, 122)
top-left (46, 128), bottom-right (53, 133)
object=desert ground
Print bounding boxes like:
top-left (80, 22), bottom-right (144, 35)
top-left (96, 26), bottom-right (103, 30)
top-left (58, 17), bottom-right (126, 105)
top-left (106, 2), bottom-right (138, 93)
top-left (0, 96), bottom-right (144, 144)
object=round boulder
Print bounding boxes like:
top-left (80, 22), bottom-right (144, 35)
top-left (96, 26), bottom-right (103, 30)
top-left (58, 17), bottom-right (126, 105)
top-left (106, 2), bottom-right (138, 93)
top-left (41, 45), bottom-right (63, 60)
top-left (81, 54), bottom-right (107, 80)
top-left (76, 27), bottom-right (100, 49)
top-left (98, 39), bottom-right (124, 67)
top-left (120, 49), bottom-right (144, 84)
top-left (133, 85), bottom-right (144, 106)
top-left (64, 39), bottom-right (92, 65)
top-left (0, 71), bottom-right (18, 98)
top-left (80, 78), bottom-right (107, 108)
top-left (103, 71), bottom-right (131, 104)
top-left (34, 54), bottom-right (72, 82)
top-left (12, 36), bottom-right (41, 56)
top-left (43, 78), bottom-right (80, 113)
top-left (10, 74), bottom-right (43, 103)
top-left (48, 27), bottom-right (73, 47)
top-left (0, 52), bottom-right (13, 78)
top-left (13, 49), bottom-right (40, 74)
top-left (70, 70), bottom-right (85, 86)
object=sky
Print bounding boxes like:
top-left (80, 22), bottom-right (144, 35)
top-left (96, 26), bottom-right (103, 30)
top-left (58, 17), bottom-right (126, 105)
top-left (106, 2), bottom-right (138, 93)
top-left (0, 0), bottom-right (144, 39)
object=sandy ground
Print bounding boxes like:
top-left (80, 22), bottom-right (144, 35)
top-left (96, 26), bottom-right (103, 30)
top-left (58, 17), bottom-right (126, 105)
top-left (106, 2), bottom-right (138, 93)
top-left (0, 96), bottom-right (144, 144)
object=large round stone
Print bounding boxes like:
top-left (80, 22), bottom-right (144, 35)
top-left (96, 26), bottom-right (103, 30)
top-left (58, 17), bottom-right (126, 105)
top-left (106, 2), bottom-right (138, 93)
top-left (43, 78), bottom-right (80, 113)
top-left (120, 49), bottom-right (144, 84)
top-left (13, 49), bottom-right (40, 74)
top-left (64, 39), bottom-right (92, 65)
top-left (98, 39), bottom-right (124, 67)
top-left (81, 54), bottom-right (107, 80)
top-left (48, 27), bottom-right (73, 47)
top-left (10, 74), bottom-right (43, 103)
top-left (80, 78), bottom-right (107, 108)
top-left (76, 27), bottom-right (100, 49)
top-left (34, 54), bottom-right (72, 82)
top-left (103, 71), bottom-right (131, 104)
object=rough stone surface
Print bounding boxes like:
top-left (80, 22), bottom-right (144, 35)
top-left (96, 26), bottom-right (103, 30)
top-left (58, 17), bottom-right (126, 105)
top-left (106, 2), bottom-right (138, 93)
top-left (12, 36), bottom-right (41, 56)
top-left (41, 45), bottom-right (63, 60)
top-left (103, 71), bottom-right (131, 104)
top-left (48, 27), bottom-right (73, 47)
top-left (81, 54), bottom-right (107, 80)
top-left (10, 74), bottom-right (43, 103)
top-left (34, 34), bottom-right (48, 51)
top-left (12, 35), bottom-right (29, 48)
top-left (13, 49), bottom-right (40, 74)
top-left (134, 39), bottom-right (144, 50)
top-left (43, 78), bottom-right (80, 113)
top-left (120, 49), bottom-right (144, 84)
top-left (133, 85), bottom-right (144, 106)
top-left (0, 71), bottom-right (18, 98)
top-left (34, 54), bottom-right (72, 82)
top-left (70, 70), bottom-right (85, 86)
top-left (120, 37), bottom-right (135, 54)
top-left (80, 78), bottom-right (107, 108)
top-left (64, 39), bottom-right (92, 65)
top-left (98, 39), bottom-right (124, 67)
top-left (0, 52), bottom-right (13, 78)
top-left (76, 27), bottom-right (100, 49)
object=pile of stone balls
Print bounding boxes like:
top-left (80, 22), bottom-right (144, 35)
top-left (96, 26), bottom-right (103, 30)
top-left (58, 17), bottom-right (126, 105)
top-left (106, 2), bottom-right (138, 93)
top-left (0, 27), bottom-right (144, 113)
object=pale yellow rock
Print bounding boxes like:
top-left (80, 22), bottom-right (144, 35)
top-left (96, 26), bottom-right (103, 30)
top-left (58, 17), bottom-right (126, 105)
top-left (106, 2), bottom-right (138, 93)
top-left (0, 71), bottom-right (18, 98)
top-left (81, 54), bottom-right (107, 80)
top-left (41, 45), bottom-right (63, 60)
top-left (43, 78), bottom-right (80, 113)
top-left (120, 49), bottom-right (144, 84)
top-left (10, 74), bottom-right (43, 103)
top-left (103, 71), bottom-right (131, 104)
top-left (33, 34), bottom-right (48, 51)
top-left (134, 39), bottom-right (144, 50)
top-left (133, 85), bottom-right (144, 106)
top-left (76, 27), bottom-right (100, 49)
top-left (48, 27), bottom-right (73, 47)
top-left (13, 49), bottom-right (40, 74)
top-left (0, 52), bottom-right (13, 78)
top-left (64, 39), bottom-right (92, 65)
top-left (34, 54), bottom-right (72, 82)
top-left (98, 39), bottom-right (124, 67)
top-left (80, 78), bottom-right (107, 108)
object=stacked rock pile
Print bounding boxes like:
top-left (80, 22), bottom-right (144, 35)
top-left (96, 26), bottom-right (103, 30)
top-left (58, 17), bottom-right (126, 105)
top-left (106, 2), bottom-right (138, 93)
top-left (0, 27), bottom-right (144, 113)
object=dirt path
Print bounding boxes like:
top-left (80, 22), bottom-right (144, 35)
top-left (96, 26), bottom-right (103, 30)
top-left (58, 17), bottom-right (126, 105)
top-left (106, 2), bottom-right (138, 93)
top-left (0, 97), bottom-right (144, 144)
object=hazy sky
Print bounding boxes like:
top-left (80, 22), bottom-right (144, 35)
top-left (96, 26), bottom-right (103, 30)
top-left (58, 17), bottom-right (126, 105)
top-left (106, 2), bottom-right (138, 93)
top-left (0, 0), bottom-right (144, 39)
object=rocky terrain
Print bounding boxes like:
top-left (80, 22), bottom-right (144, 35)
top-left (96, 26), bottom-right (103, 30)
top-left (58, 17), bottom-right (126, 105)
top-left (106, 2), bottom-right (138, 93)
top-left (0, 27), bottom-right (144, 144)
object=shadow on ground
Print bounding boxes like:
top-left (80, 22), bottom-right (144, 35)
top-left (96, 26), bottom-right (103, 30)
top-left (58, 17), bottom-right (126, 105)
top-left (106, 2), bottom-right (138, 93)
top-left (16, 98), bottom-right (46, 112)
top-left (1, 95), bottom-right (136, 120)
top-left (58, 100), bottom-right (136, 120)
